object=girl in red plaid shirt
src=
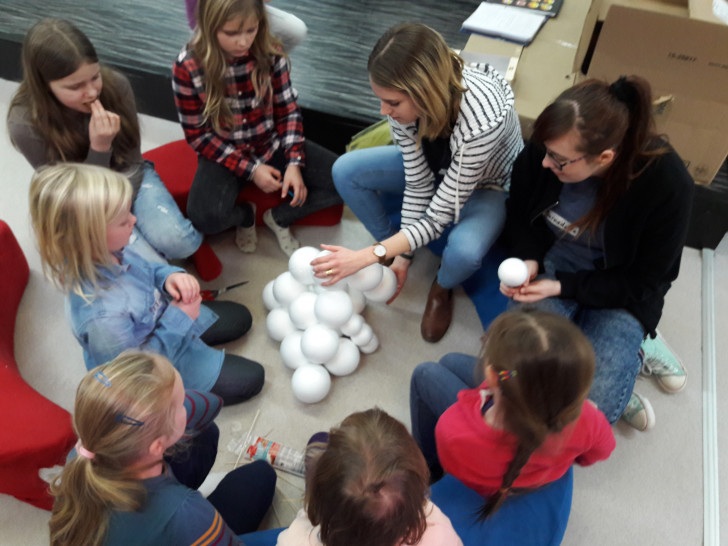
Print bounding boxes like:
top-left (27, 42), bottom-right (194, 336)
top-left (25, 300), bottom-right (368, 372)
top-left (173, 0), bottom-right (342, 256)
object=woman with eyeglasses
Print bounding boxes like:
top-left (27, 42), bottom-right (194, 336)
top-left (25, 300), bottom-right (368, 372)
top-left (501, 75), bottom-right (693, 431)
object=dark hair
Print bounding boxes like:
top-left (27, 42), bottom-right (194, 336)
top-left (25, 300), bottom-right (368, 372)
top-left (532, 75), bottom-right (668, 235)
top-left (477, 307), bottom-right (595, 518)
top-left (9, 18), bottom-right (140, 168)
top-left (306, 408), bottom-right (429, 546)
top-left (368, 23), bottom-right (466, 142)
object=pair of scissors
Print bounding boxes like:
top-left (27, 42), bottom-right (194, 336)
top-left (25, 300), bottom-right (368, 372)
top-left (200, 280), bottom-right (249, 301)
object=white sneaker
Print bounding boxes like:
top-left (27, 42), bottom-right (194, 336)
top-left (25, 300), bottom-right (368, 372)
top-left (640, 330), bottom-right (687, 393)
top-left (263, 208), bottom-right (300, 257)
top-left (621, 392), bottom-right (655, 431)
top-left (235, 203), bottom-right (257, 253)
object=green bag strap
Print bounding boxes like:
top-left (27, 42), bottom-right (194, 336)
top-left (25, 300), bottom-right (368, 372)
top-left (346, 118), bottom-right (393, 152)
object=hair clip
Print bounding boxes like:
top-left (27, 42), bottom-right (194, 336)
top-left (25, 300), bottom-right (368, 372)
top-left (116, 414), bottom-right (144, 427)
top-left (94, 370), bottom-right (111, 387)
top-left (497, 370), bottom-right (518, 383)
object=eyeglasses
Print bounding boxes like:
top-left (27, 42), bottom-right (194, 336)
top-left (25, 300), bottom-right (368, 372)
top-left (544, 149), bottom-right (588, 171)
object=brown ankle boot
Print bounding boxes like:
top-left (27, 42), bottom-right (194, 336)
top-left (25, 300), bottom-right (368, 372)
top-left (421, 278), bottom-right (453, 342)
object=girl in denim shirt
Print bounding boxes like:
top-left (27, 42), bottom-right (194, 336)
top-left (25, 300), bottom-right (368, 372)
top-left (29, 163), bottom-right (264, 405)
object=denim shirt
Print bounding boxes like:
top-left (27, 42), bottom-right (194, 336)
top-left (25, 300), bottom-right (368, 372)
top-left (65, 248), bottom-right (223, 391)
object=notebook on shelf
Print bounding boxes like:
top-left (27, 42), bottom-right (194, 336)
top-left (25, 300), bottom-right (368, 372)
top-left (461, 2), bottom-right (548, 46)
top-left (486, 0), bottom-right (563, 18)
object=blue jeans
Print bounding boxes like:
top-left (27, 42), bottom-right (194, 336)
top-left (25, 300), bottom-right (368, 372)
top-left (333, 146), bottom-right (506, 288)
top-left (410, 353), bottom-right (481, 478)
top-left (513, 253), bottom-right (645, 424)
top-left (131, 161), bottom-right (202, 261)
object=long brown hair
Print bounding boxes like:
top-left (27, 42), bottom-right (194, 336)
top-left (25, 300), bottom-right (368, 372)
top-left (49, 352), bottom-right (178, 546)
top-left (532, 75), bottom-right (668, 235)
top-left (368, 23), bottom-right (466, 143)
top-left (192, 0), bottom-right (281, 134)
top-left (306, 409), bottom-right (430, 546)
top-left (478, 307), bottom-right (595, 518)
top-left (8, 18), bottom-right (140, 168)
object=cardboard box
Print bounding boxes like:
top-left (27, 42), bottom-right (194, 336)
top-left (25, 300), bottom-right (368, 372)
top-left (587, 5), bottom-right (728, 183)
top-left (597, 0), bottom-right (688, 20)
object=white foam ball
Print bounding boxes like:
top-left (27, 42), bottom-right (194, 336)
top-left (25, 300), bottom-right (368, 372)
top-left (363, 266), bottom-right (397, 303)
top-left (288, 246), bottom-right (320, 285)
top-left (266, 308), bottom-right (297, 342)
top-left (291, 364), bottom-right (331, 404)
top-left (273, 272), bottom-right (307, 306)
top-left (312, 250), bottom-right (348, 290)
top-left (351, 323), bottom-right (374, 347)
top-left (347, 286), bottom-right (366, 314)
top-left (314, 290), bottom-right (353, 329)
top-left (340, 313), bottom-right (364, 337)
top-left (359, 333), bottom-right (379, 354)
top-left (348, 263), bottom-right (384, 292)
top-left (301, 324), bottom-right (340, 364)
top-left (498, 258), bottom-right (529, 287)
top-left (262, 280), bottom-right (280, 310)
top-left (324, 338), bottom-right (360, 376)
top-left (280, 331), bottom-right (312, 370)
top-left (288, 292), bottom-right (318, 330)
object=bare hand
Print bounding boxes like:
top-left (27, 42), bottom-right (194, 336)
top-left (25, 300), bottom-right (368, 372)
top-left (386, 256), bottom-right (410, 304)
top-left (508, 278), bottom-right (561, 303)
top-left (310, 244), bottom-right (376, 286)
top-left (165, 272), bottom-right (200, 303)
top-left (252, 164), bottom-right (282, 193)
top-left (282, 165), bottom-right (307, 206)
top-left (88, 100), bottom-right (120, 152)
top-left (170, 293), bottom-right (202, 321)
top-left (499, 259), bottom-right (539, 298)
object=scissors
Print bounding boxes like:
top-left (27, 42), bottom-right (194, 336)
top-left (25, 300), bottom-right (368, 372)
top-left (200, 280), bottom-right (249, 301)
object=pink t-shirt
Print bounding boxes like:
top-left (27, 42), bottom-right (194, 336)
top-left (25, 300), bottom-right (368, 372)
top-left (276, 501), bottom-right (462, 546)
top-left (436, 382), bottom-right (616, 498)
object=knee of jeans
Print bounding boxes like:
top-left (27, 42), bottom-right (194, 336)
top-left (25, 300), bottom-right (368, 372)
top-left (153, 228), bottom-right (203, 260)
top-left (187, 203), bottom-right (226, 235)
top-left (331, 155), bottom-right (351, 192)
top-left (410, 361), bottom-right (440, 392)
top-left (443, 242), bottom-right (484, 274)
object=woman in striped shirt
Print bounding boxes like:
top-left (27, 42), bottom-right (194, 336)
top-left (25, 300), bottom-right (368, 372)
top-left (312, 23), bottom-right (523, 342)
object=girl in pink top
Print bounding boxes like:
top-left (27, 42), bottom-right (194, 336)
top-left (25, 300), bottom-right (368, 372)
top-left (434, 308), bottom-right (615, 519)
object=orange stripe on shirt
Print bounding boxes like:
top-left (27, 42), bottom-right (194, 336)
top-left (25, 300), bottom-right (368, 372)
top-left (191, 511), bottom-right (223, 546)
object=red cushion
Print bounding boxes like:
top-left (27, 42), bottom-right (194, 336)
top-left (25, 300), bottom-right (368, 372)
top-left (0, 220), bottom-right (76, 510)
top-left (143, 140), bottom-right (343, 227)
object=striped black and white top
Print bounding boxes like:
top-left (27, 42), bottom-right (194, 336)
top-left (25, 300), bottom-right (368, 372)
top-left (391, 66), bottom-right (523, 251)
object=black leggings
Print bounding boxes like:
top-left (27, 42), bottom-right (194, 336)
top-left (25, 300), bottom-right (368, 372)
top-left (200, 301), bottom-right (265, 405)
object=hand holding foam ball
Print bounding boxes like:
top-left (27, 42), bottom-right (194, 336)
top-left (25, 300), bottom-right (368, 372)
top-left (288, 246), bottom-right (320, 285)
top-left (291, 364), bottom-right (331, 403)
top-left (498, 258), bottom-right (529, 287)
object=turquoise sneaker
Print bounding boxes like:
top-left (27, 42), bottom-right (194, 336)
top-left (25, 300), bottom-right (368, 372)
top-left (640, 330), bottom-right (687, 393)
top-left (621, 392), bottom-right (655, 431)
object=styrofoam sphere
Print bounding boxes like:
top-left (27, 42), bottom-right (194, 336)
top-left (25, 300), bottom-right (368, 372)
top-left (324, 338), bottom-right (360, 376)
top-left (351, 323), bottom-right (374, 347)
top-left (363, 266), bottom-right (397, 303)
top-left (280, 331), bottom-right (312, 370)
top-left (288, 246), bottom-right (320, 285)
top-left (301, 324), bottom-right (340, 364)
top-left (312, 249), bottom-right (348, 290)
top-left (359, 333), bottom-right (379, 354)
top-left (347, 286), bottom-right (366, 314)
top-left (266, 308), bottom-right (297, 342)
top-left (498, 258), bottom-right (529, 287)
top-left (348, 263), bottom-right (384, 292)
top-left (291, 364), bottom-right (331, 404)
top-left (288, 292), bottom-right (319, 330)
top-left (262, 280), bottom-right (280, 310)
top-left (340, 313), bottom-right (364, 337)
top-left (314, 290), bottom-right (353, 329)
top-left (273, 271), bottom-right (307, 306)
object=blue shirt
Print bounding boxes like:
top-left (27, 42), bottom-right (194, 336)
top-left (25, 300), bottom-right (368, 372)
top-left (65, 248), bottom-right (223, 391)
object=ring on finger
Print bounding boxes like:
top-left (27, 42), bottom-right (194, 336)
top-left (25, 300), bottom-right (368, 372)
top-left (326, 269), bottom-right (334, 276)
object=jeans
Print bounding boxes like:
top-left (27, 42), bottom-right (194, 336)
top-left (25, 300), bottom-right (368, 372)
top-left (410, 353), bottom-right (481, 479)
top-left (513, 252), bottom-right (645, 424)
top-left (332, 146), bottom-right (506, 288)
top-left (188, 141), bottom-right (342, 233)
top-left (131, 161), bottom-right (203, 260)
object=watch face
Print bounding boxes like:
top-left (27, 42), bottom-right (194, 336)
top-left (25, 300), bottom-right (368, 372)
top-left (374, 244), bottom-right (386, 258)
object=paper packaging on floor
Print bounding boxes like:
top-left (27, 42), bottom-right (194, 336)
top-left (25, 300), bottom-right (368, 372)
top-left (587, 5), bottom-right (728, 184)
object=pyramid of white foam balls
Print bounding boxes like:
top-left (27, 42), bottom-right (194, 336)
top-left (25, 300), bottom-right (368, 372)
top-left (263, 246), bottom-right (397, 404)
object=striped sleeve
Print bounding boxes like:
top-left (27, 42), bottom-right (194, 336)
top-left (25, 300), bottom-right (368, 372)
top-left (172, 46), bottom-right (256, 180)
top-left (271, 55), bottom-right (305, 167)
top-left (398, 67), bottom-right (523, 250)
top-left (184, 390), bottom-right (223, 435)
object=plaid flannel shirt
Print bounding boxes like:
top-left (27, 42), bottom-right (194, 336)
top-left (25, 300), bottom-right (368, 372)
top-left (173, 45), bottom-right (305, 180)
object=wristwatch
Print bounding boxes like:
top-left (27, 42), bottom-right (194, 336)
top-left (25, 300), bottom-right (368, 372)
top-left (372, 242), bottom-right (388, 264)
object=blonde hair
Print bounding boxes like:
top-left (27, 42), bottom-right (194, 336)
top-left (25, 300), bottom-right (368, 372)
top-left (29, 163), bottom-right (132, 299)
top-left (192, 0), bottom-right (281, 134)
top-left (8, 18), bottom-right (140, 168)
top-left (368, 23), bottom-right (466, 143)
top-left (49, 351), bottom-right (178, 546)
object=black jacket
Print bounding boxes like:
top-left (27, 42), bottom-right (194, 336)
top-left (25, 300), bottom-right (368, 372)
top-left (504, 141), bottom-right (694, 336)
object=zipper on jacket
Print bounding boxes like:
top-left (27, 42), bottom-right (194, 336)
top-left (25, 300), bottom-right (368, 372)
top-left (530, 200), bottom-right (558, 225)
